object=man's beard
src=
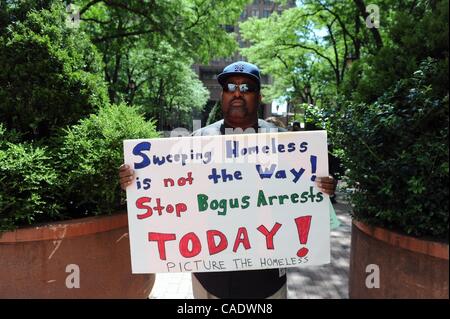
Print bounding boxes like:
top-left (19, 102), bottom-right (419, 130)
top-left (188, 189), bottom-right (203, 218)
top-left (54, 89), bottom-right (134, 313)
top-left (226, 98), bottom-right (248, 118)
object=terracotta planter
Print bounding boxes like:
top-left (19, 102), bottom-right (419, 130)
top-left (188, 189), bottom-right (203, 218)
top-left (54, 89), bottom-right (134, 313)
top-left (349, 220), bottom-right (449, 299)
top-left (0, 212), bottom-right (155, 298)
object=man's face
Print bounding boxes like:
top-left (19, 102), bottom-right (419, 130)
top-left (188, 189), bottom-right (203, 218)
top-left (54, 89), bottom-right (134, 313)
top-left (221, 75), bottom-right (261, 129)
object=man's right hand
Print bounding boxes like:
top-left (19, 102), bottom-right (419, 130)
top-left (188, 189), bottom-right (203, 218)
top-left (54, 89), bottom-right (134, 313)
top-left (119, 164), bottom-right (134, 190)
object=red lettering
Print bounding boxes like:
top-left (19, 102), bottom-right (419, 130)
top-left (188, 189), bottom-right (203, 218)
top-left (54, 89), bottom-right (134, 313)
top-left (163, 178), bottom-right (175, 187)
top-left (148, 232), bottom-right (176, 260)
top-left (136, 197), bottom-right (152, 219)
top-left (257, 223), bottom-right (282, 249)
top-left (135, 197), bottom-right (187, 218)
top-left (164, 172), bottom-right (194, 187)
top-left (233, 227), bottom-right (251, 252)
top-left (177, 171), bottom-right (194, 186)
top-left (207, 230), bottom-right (228, 255)
top-left (147, 223), bottom-right (283, 260)
top-left (154, 198), bottom-right (164, 215)
top-left (179, 232), bottom-right (202, 258)
top-left (175, 203), bottom-right (187, 217)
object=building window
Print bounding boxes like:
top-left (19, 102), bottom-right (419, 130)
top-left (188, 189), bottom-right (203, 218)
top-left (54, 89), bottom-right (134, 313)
top-left (263, 10), bottom-right (271, 18)
top-left (251, 9), bottom-right (259, 17)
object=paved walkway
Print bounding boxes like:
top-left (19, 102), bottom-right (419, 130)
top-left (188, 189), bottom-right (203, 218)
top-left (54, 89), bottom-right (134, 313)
top-left (149, 193), bottom-right (352, 299)
top-left (287, 199), bottom-right (352, 298)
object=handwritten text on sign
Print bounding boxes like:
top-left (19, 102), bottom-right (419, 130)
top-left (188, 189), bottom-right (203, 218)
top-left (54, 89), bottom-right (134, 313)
top-left (124, 131), bottom-right (330, 273)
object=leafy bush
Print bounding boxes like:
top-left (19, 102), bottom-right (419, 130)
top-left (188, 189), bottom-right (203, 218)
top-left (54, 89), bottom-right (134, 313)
top-left (0, 104), bottom-right (160, 231)
top-left (57, 104), bottom-right (159, 217)
top-left (0, 125), bottom-right (61, 231)
top-left (0, 3), bottom-right (108, 141)
top-left (0, 4), bottom-right (161, 232)
top-left (329, 59), bottom-right (449, 239)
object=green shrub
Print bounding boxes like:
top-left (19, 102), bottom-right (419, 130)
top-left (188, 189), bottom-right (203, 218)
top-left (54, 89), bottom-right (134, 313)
top-left (330, 59), bottom-right (449, 239)
top-left (0, 126), bottom-right (61, 231)
top-left (0, 3), bottom-right (108, 141)
top-left (57, 104), bottom-right (159, 217)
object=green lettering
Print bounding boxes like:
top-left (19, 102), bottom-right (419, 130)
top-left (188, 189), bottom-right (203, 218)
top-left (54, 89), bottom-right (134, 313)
top-left (291, 193), bottom-right (299, 203)
top-left (300, 191), bottom-right (309, 203)
top-left (257, 190), bottom-right (268, 207)
top-left (218, 199), bottom-right (227, 215)
top-left (308, 186), bottom-right (316, 201)
top-left (229, 198), bottom-right (239, 209)
top-left (211, 200), bottom-right (219, 210)
top-left (269, 195), bottom-right (278, 205)
top-left (278, 194), bottom-right (289, 205)
top-left (316, 192), bottom-right (323, 202)
top-left (197, 194), bottom-right (209, 211)
top-left (241, 196), bottom-right (251, 209)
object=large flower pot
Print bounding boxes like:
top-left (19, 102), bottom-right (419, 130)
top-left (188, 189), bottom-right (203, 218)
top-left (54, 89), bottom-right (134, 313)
top-left (349, 220), bottom-right (448, 299)
top-left (0, 212), bottom-right (155, 298)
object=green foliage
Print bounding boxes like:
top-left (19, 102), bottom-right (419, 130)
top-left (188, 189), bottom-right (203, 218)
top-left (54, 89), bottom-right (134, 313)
top-left (0, 103), bottom-right (160, 231)
top-left (328, 59), bottom-right (449, 238)
top-left (76, 0), bottom-right (249, 128)
top-left (0, 125), bottom-right (61, 231)
top-left (241, 0), bottom-right (449, 239)
top-left (130, 42), bottom-right (209, 130)
top-left (0, 1), bottom-right (251, 230)
top-left (341, 0), bottom-right (449, 103)
top-left (0, 0), bottom-right (54, 35)
top-left (206, 102), bottom-right (222, 125)
top-left (77, 0), bottom-right (249, 63)
top-left (0, 2), bottom-right (108, 141)
top-left (57, 103), bottom-right (159, 217)
top-left (239, 1), bottom-right (361, 107)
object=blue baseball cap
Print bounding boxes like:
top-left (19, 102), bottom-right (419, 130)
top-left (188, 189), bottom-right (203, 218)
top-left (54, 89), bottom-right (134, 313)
top-left (217, 61), bottom-right (261, 89)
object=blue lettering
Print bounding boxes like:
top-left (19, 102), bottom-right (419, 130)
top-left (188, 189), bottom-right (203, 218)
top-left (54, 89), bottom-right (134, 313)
top-left (133, 142), bottom-right (151, 169)
top-left (256, 164), bottom-right (276, 179)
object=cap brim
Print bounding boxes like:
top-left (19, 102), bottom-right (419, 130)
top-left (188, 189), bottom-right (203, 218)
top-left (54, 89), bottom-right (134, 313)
top-left (217, 72), bottom-right (260, 87)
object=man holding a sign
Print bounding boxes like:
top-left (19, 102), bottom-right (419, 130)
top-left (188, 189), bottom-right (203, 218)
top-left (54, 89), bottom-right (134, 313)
top-left (119, 61), bottom-right (337, 299)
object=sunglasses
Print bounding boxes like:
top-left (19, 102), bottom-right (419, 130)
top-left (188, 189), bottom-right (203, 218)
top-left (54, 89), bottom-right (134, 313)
top-left (223, 83), bottom-right (258, 93)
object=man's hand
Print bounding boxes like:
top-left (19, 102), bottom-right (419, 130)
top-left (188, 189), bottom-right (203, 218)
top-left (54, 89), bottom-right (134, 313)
top-left (315, 176), bottom-right (337, 196)
top-left (119, 164), bottom-right (134, 190)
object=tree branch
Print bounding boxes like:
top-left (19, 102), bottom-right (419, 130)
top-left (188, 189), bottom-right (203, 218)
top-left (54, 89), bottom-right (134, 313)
top-left (79, 0), bottom-right (103, 17)
top-left (326, 19), bottom-right (341, 86)
top-left (80, 17), bottom-right (112, 25)
top-left (93, 28), bottom-right (155, 43)
top-left (318, 1), bottom-right (357, 43)
top-left (278, 42), bottom-right (337, 74)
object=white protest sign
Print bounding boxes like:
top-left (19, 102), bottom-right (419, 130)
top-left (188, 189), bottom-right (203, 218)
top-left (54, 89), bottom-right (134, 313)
top-left (123, 131), bottom-right (330, 273)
